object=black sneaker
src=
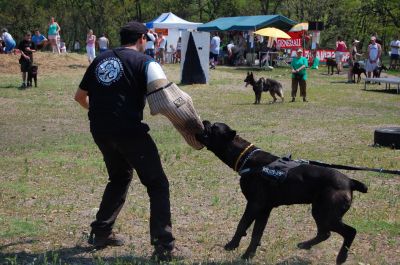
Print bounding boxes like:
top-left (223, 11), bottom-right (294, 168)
top-left (291, 98), bottom-right (295, 102)
top-left (19, 83), bottom-right (26, 89)
top-left (88, 232), bottom-right (125, 248)
top-left (303, 98), bottom-right (308, 102)
top-left (151, 245), bottom-right (190, 262)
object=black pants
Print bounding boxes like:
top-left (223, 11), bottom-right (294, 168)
top-left (91, 132), bottom-right (175, 250)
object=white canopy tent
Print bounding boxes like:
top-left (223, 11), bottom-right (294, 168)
top-left (146, 12), bottom-right (202, 54)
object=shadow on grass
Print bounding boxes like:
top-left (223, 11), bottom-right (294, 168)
top-left (0, 244), bottom-right (312, 265)
top-left (0, 84), bottom-right (18, 89)
top-left (330, 81), bottom-right (351, 84)
top-left (364, 88), bottom-right (400, 94)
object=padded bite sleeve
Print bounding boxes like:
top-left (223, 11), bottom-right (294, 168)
top-left (146, 62), bottom-right (204, 149)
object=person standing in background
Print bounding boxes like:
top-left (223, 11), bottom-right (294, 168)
top-left (157, 32), bottom-right (166, 65)
top-left (389, 35), bottom-right (400, 70)
top-left (347, 39), bottom-right (362, 83)
top-left (48, 17), bottom-right (61, 54)
top-left (335, 36), bottom-right (347, 74)
top-left (366, 36), bottom-right (382, 79)
top-left (175, 37), bottom-right (182, 63)
top-left (18, 31), bottom-right (35, 88)
top-left (1, 28), bottom-right (16, 53)
top-left (98, 33), bottom-right (109, 53)
top-left (145, 30), bottom-right (157, 58)
top-left (290, 48), bottom-right (309, 102)
top-left (86, 29), bottom-right (96, 63)
top-left (209, 32), bottom-right (220, 69)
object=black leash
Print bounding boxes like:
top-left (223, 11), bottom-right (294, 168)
top-left (296, 159), bottom-right (400, 175)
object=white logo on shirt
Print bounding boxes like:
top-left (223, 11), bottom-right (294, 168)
top-left (95, 57), bottom-right (123, 86)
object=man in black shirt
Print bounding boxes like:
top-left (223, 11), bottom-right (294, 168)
top-left (74, 21), bottom-right (203, 261)
top-left (18, 31), bottom-right (35, 88)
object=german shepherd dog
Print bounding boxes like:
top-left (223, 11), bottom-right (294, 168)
top-left (244, 72), bottom-right (284, 104)
top-left (27, 65), bottom-right (38, 87)
top-left (352, 62), bottom-right (366, 83)
top-left (196, 121), bottom-right (367, 264)
top-left (326, 58), bottom-right (338, 75)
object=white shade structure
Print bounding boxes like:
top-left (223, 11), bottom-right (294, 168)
top-left (146, 12), bottom-right (203, 54)
top-left (151, 12), bottom-right (202, 30)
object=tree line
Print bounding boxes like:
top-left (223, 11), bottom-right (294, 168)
top-left (1, 0), bottom-right (399, 52)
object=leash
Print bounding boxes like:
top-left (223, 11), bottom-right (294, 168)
top-left (296, 159), bottom-right (400, 175)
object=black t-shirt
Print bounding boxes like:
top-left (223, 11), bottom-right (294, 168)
top-left (79, 48), bottom-right (153, 135)
top-left (18, 40), bottom-right (34, 61)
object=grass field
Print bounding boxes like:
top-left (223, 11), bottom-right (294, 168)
top-left (0, 52), bottom-right (399, 265)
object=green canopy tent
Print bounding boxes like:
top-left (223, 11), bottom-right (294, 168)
top-left (197, 15), bottom-right (296, 32)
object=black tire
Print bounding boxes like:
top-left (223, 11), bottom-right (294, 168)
top-left (374, 127), bottom-right (400, 149)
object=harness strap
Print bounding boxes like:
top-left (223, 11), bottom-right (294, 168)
top-left (237, 148), bottom-right (261, 172)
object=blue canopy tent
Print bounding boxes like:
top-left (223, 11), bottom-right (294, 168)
top-left (197, 15), bottom-right (296, 32)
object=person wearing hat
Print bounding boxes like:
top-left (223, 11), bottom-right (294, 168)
top-left (74, 21), bottom-right (203, 261)
top-left (290, 48), bottom-right (309, 102)
top-left (1, 28), bottom-right (16, 53)
top-left (347, 39), bottom-right (362, 83)
top-left (366, 36), bottom-right (382, 78)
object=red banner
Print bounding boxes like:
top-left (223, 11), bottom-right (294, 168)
top-left (289, 49), bottom-right (350, 63)
top-left (277, 31), bottom-right (303, 49)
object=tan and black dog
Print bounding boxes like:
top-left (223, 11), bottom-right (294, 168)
top-left (244, 72), bottom-right (284, 104)
top-left (196, 121), bottom-right (367, 264)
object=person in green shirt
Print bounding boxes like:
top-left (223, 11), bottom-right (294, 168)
top-left (290, 48), bottom-right (308, 102)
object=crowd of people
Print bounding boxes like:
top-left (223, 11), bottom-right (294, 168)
top-left (0, 17), bottom-right (113, 88)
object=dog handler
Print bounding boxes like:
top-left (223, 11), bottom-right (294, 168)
top-left (74, 21), bottom-right (203, 261)
top-left (290, 48), bottom-right (308, 102)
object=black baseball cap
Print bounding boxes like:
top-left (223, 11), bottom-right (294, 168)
top-left (120, 21), bottom-right (152, 45)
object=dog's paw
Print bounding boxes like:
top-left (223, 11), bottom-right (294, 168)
top-left (297, 242), bottom-right (312, 250)
top-left (224, 241), bottom-right (239, 251)
top-left (241, 251), bottom-right (255, 260)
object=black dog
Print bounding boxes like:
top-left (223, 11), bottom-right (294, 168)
top-left (326, 58), bottom-right (338, 75)
top-left (352, 62), bottom-right (366, 83)
top-left (27, 65), bottom-right (38, 87)
top-left (372, 64), bottom-right (388, 85)
top-left (244, 72), bottom-right (284, 104)
top-left (196, 121), bottom-right (367, 264)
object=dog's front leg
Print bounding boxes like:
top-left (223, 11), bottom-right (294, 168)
top-left (242, 208), bottom-right (271, 260)
top-left (225, 203), bottom-right (256, 251)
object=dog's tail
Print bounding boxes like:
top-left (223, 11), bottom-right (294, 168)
top-left (350, 179), bottom-right (368, 193)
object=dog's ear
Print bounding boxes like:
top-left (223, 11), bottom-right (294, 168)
top-left (225, 129), bottom-right (236, 142)
top-left (202, 120), bottom-right (211, 129)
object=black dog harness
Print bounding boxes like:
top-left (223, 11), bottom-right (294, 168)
top-left (238, 153), bottom-right (301, 184)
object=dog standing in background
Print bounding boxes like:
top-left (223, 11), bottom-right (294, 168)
top-left (244, 72), bottom-right (284, 104)
top-left (326, 58), bottom-right (338, 75)
top-left (352, 62), bottom-right (366, 83)
top-left (27, 65), bottom-right (38, 87)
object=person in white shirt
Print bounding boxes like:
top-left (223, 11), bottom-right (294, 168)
top-left (390, 35), bottom-right (400, 69)
top-left (157, 32), bottom-right (167, 65)
top-left (145, 30), bottom-right (157, 58)
top-left (1, 28), bottom-right (16, 53)
top-left (209, 33), bottom-right (221, 69)
top-left (98, 33), bottom-right (110, 53)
